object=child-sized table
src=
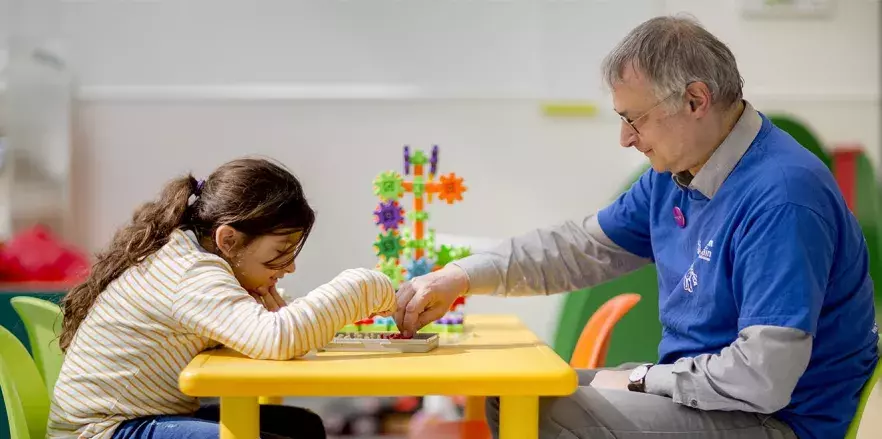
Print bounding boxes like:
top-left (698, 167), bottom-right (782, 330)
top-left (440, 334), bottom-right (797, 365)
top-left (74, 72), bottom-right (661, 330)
top-left (179, 314), bottom-right (577, 439)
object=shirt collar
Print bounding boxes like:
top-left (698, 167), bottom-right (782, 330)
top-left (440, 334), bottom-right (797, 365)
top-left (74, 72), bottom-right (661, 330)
top-left (672, 100), bottom-right (763, 199)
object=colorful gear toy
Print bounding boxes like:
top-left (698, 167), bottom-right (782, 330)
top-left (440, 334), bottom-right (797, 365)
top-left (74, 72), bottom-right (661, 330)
top-left (410, 149), bottom-right (429, 166)
top-left (374, 200), bottom-right (405, 231)
top-left (377, 259), bottom-right (406, 289)
top-left (399, 227), bottom-right (413, 258)
top-left (374, 230), bottom-right (404, 260)
top-left (434, 245), bottom-right (456, 267)
top-left (406, 257), bottom-right (435, 279)
top-left (412, 175), bottom-right (426, 198)
top-left (373, 171), bottom-right (404, 201)
top-left (438, 173), bottom-right (467, 204)
top-left (434, 244), bottom-right (471, 267)
top-left (449, 245), bottom-right (471, 261)
top-left (406, 210), bottom-right (430, 222)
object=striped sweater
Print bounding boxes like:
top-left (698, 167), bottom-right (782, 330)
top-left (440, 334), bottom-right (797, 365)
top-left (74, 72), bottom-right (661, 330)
top-left (47, 229), bottom-right (394, 439)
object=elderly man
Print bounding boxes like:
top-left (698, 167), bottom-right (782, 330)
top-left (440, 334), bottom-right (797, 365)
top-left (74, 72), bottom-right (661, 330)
top-left (393, 15), bottom-right (878, 439)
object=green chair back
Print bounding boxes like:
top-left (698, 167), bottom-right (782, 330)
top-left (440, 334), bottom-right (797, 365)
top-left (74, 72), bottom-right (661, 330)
top-left (768, 114), bottom-right (832, 169)
top-left (0, 324), bottom-right (50, 439)
top-left (845, 344), bottom-right (882, 439)
top-left (851, 151), bottom-right (882, 318)
top-left (10, 297), bottom-right (64, 391)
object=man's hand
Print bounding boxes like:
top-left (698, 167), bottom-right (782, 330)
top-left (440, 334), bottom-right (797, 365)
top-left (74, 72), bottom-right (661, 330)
top-left (589, 370), bottom-right (632, 390)
top-left (248, 285), bottom-right (287, 312)
top-left (394, 264), bottom-right (470, 337)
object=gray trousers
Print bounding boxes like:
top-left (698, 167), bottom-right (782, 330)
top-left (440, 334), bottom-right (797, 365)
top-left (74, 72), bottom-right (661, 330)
top-left (485, 364), bottom-right (797, 439)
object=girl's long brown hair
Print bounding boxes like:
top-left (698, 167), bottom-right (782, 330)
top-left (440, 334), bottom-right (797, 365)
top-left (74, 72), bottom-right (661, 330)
top-left (59, 158), bottom-right (315, 352)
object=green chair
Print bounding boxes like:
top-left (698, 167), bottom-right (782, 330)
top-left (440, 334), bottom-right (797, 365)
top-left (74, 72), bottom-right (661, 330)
top-left (10, 297), bottom-right (64, 391)
top-left (848, 149), bottom-right (882, 321)
top-left (0, 324), bottom-right (50, 439)
top-left (768, 114), bottom-right (832, 170)
top-left (845, 343), bottom-right (882, 439)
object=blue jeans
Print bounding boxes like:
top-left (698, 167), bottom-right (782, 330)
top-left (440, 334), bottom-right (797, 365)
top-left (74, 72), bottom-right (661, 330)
top-left (112, 403), bottom-right (326, 439)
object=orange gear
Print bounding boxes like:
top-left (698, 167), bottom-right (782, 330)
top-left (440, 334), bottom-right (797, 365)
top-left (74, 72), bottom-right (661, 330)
top-left (437, 173), bottom-right (467, 204)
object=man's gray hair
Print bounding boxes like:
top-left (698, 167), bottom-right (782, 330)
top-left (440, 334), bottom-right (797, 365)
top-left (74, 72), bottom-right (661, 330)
top-left (602, 15), bottom-right (744, 108)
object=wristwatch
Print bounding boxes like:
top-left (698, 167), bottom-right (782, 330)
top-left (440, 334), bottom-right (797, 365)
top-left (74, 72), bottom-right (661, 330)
top-left (627, 363), bottom-right (654, 393)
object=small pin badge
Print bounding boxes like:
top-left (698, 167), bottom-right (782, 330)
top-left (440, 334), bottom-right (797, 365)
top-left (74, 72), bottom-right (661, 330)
top-left (673, 206), bottom-right (686, 228)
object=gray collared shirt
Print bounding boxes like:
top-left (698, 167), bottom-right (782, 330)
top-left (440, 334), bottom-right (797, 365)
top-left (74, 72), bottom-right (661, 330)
top-left (452, 101), bottom-right (811, 414)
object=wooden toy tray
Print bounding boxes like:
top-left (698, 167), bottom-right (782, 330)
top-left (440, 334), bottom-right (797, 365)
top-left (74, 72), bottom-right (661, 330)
top-left (321, 332), bottom-right (440, 353)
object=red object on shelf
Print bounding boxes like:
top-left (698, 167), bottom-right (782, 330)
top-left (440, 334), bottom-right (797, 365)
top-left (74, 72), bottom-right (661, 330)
top-left (0, 225), bottom-right (89, 285)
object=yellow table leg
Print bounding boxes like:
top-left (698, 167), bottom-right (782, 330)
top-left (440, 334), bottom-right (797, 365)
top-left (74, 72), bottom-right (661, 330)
top-left (464, 396), bottom-right (486, 421)
top-left (259, 396), bottom-right (283, 405)
top-left (499, 396), bottom-right (538, 439)
top-left (220, 397), bottom-right (259, 439)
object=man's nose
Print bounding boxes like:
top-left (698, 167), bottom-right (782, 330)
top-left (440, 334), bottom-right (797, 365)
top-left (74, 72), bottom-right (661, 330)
top-left (620, 122), bottom-right (638, 147)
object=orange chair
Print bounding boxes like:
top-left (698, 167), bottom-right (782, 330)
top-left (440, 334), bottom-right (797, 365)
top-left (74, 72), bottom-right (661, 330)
top-left (569, 293), bottom-right (642, 369)
top-left (410, 293), bottom-right (642, 439)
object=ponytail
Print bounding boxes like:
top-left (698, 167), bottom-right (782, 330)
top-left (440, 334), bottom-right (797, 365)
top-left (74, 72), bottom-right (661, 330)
top-left (59, 175), bottom-right (199, 352)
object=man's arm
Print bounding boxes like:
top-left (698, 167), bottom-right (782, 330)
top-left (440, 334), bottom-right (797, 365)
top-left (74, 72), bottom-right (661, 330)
top-left (451, 215), bottom-right (650, 297)
top-left (644, 202), bottom-right (832, 412)
top-left (451, 169), bottom-right (656, 297)
top-left (645, 326), bottom-right (811, 413)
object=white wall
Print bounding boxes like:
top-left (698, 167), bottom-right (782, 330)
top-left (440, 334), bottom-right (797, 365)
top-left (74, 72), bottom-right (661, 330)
top-left (1, 0), bottom-right (879, 344)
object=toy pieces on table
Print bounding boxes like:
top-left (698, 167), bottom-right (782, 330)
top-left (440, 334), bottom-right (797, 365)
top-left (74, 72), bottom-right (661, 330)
top-left (417, 313), bottom-right (464, 334)
top-left (340, 323), bottom-right (360, 333)
top-left (348, 316), bottom-right (397, 333)
top-left (322, 332), bottom-right (440, 353)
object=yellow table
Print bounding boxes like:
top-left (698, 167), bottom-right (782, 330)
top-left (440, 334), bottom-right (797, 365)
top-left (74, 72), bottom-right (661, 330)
top-left (179, 314), bottom-right (577, 439)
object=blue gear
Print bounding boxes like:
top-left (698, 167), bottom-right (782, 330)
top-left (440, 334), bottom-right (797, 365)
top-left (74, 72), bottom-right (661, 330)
top-left (406, 257), bottom-right (435, 280)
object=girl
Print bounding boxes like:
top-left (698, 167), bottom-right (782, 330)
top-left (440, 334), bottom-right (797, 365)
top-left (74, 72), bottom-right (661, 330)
top-left (48, 157), bottom-right (396, 439)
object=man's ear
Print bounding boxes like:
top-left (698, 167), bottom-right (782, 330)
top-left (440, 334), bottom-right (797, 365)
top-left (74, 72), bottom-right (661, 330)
top-left (214, 225), bottom-right (242, 257)
top-left (685, 82), bottom-right (711, 117)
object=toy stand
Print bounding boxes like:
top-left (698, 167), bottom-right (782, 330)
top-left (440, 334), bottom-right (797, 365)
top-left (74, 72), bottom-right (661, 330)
top-left (342, 145), bottom-right (471, 335)
top-left (324, 146), bottom-right (472, 437)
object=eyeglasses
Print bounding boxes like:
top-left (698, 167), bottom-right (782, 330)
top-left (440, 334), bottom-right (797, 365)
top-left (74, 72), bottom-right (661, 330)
top-left (619, 91), bottom-right (680, 135)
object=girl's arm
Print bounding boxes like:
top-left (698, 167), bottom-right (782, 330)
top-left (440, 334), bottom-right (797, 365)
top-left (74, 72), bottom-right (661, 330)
top-left (172, 261), bottom-right (395, 359)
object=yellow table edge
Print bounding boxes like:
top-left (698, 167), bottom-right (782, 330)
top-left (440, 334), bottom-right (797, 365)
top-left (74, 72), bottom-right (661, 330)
top-left (181, 314), bottom-right (578, 439)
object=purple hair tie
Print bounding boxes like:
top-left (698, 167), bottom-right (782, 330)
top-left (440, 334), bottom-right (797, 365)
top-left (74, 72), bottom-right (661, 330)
top-left (195, 179), bottom-right (205, 195)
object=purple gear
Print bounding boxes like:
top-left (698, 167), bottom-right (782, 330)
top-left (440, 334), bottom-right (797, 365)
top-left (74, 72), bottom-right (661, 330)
top-left (403, 145), bottom-right (411, 175)
top-left (374, 201), bottom-right (404, 230)
top-left (430, 145), bottom-right (439, 175)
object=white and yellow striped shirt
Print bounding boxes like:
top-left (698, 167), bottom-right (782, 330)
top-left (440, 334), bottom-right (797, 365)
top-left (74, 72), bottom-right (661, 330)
top-left (47, 229), bottom-right (394, 439)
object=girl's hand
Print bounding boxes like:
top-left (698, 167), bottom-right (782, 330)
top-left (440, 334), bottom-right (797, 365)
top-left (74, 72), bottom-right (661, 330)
top-left (248, 285), bottom-right (287, 312)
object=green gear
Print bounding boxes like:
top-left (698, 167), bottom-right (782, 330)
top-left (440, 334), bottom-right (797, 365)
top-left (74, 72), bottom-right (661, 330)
top-left (434, 245), bottom-right (455, 266)
top-left (436, 244), bottom-right (471, 266)
top-left (410, 150), bottom-right (429, 165)
top-left (374, 231), bottom-right (404, 260)
top-left (399, 227), bottom-right (412, 258)
top-left (450, 245), bottom-right (471, 260)
top-left (426, 229), bottom-right (436, 252)
top-left (373, 171), bottom-right (404, 201)
top-left (376, 260), bottom-right (405, 289)
top-left (406, 210), bottom-right (430, 222)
